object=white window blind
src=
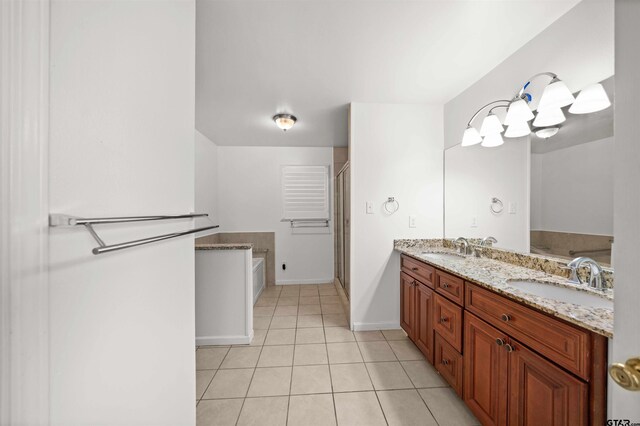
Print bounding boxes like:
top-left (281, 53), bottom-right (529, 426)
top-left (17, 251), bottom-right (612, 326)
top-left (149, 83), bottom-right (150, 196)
top-left (281, 165), bottom-right (330, 221)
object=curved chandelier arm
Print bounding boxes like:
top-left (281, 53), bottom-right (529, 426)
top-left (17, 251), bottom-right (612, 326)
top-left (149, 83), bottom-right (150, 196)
top-left (466, 99), bottom-right (511, 126)
top-left (513, 71), bottom-right (558, 100)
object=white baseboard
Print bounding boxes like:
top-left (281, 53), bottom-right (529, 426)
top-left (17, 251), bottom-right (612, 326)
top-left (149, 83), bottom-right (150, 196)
top-left (196, 331), bottom-right (253, 346)
top-left (352, 321), bottom-right (401, 331)
top-left (276, 278), bottom-right (335, 285)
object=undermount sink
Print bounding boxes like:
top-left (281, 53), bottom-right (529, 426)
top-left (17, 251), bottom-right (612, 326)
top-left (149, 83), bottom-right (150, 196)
top-left (421, 252), bottom-right (465, 261)
top-left (507, 280), bottom-right (613, 310)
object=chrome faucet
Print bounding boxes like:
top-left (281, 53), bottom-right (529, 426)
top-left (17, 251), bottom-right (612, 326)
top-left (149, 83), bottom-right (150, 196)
top-left (454, 237), bottom-right (472, 255)
top-left (475, 236), bottom-right (498, 257)
top-left (565, 257), bottom-right (607, 291)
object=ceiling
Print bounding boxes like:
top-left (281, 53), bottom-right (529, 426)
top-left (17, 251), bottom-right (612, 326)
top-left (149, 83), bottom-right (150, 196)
top-left (196, 0), bottom-right (581, 147)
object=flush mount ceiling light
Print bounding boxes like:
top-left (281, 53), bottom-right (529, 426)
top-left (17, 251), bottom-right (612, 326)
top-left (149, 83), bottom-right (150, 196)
top-left (273, 113), bottom-right (297, 131)
top-left (461, 72), bottom-right (611, 149)
top-left (535, 127), bottom-right (559, 139)
top-left (568, 83), bottom-right (611, 114)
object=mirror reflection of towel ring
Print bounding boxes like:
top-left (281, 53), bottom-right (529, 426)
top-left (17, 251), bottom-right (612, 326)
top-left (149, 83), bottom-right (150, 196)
top-left (490, 197), bottom-right (504, 214)
top-left (384, 197), bottom-right (399, 214)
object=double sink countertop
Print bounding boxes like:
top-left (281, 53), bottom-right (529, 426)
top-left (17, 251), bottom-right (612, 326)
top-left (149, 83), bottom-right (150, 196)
top-left (395, 241), bottom-right (614, 338)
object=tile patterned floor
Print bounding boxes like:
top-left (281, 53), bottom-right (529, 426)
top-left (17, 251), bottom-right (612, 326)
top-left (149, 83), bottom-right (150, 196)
top-left (196, 283), bottom-right (480, 426)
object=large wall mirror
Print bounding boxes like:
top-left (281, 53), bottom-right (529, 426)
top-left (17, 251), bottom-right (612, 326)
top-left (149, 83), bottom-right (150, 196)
top-left (444, 76), bottom-right (614, 266)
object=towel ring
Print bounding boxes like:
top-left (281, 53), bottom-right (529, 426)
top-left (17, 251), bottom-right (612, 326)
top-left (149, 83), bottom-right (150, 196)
top-left (384, 197), bottom-right (400, 214)
top-left (490, 197), bottom-right (504, 214)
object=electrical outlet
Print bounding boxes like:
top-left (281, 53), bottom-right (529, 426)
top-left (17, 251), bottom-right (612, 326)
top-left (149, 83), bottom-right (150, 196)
top-left (409, 215), bottom-right (416, 228)
top-left (508, 202), bottom-right (517, 214)
top-left (471, 216), bottom-right (478, 228)
top-left (282, 262), bottom-right (287, 271)
top-left (366, 202), bottom-right (374, 214)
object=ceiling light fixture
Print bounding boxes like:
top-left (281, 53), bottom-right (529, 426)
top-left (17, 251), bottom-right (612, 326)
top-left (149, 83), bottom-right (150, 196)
top-left (273, 113), bottom-right (297, 131)
top-left (461, 72), bottom-right (610, 149)
top-left (569, 83), bottom-right (611, 114)
top-left (535, 127), bottom-right (559, 139)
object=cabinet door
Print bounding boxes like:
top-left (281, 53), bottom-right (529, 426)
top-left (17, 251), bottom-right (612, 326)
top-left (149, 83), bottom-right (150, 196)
top-left (414, 282), bottom-right (434, 363)
top-left (400, 272), bottom-right (415, 339)
top-left (509, 341), bottom-right (588, 426)
top-left (464, 313), bottom-right (509, 426)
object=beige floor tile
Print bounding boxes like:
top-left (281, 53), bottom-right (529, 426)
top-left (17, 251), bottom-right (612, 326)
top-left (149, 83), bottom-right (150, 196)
top-left (249, 329), bottom-right (267, 346)
top-left (288, 394), bottom-right (337, 426)
top-left (197, 398), bottom-right (243, 426)
top-left (299, 296), bottom-right (320, 305)
top-left (203, 368), bottom-right (254, 399)
top-left (320, 295), bottom-right (340, 304)
top-left (258, 345), bottom-right (294, 367)
top-left (290, 365), bottom-right (332, 395)
top-left (294, 343), bottom-right (328, 365)
top-left (196, 370), bottom-right (216, 400)
top-left (255, 297), bottom-right (278, 307)
top-left (197, 347), bottom-right (230, 370)
top-left (354, 330), bottom-right (385, 342)
top-left (237, 396), bottom-right (288, 426)
top-left (401, 360), bottom-right (448, 388)
top-left (366, 362), bottom-right (413, 390)
top-left (299, 288), bottom-right (319, 297)
top-left (262, 288), bottom-right (282, 297)
top-left (388, 340), bottom-right (423, 361)
top-left (377, 389), bottom-right (438, 426)
top-left (318, 288), bottom-right (338, 296)
top-left (220, 347), bottom-right (261, 369)
top-left (277, 296), bottom-right (299, 306)
top-left (298, 304), bottom-right (322, 315)
top-left (324, 327), bottom-right (355, 343)
top-left (321, 304), bottom-right (344, 314)
top-left (418, 388), bottom-right (480, 426)
top-left (334, 391), bottom-right (386, 426)
top-left (297, 314), bottom-right (324, 328)
top-left (295, 327), bottom-right (325, 344)
top-left (382, 329), bottom-right (409, 341)
top-left (247, 367), bottom-right (292, 397)
top-left (253, 316), bottom-right (272, 330)
top-left (254, 306), bottom-right (275, 317)
top-left (264, 328), bottom-right (296, 345)
top-left (269, 315), bottom-right (297, 329)
top-left (358, 341), bottom-right (397, 362)
top-left (322, 314), bottom-right (347, 327)
top-left (327, 342), bottom-right (363, 364)
top-left (329, 363), bottom-right (374, 392)
top-left (274, 305), bottom-right (298, 316)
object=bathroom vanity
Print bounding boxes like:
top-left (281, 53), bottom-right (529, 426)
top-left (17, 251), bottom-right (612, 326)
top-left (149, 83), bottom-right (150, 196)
top-left (395, 240), bottom-right (612, 426)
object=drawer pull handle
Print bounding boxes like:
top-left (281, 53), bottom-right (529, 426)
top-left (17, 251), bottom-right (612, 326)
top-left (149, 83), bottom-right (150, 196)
top-left (501, 314), bottom-right (511, 322)
top-left (441, 359), bottom-right (450, 366)
top-left (412, 267), bottom-right (419, 271)
top-left (439, 317), bottom-right (449, 323)
top-left (496, 338), bottom-right (505, 346)
top-left (504, 344), bottom-right (515, 353)
top-left (442, 283), bottom-right (450, 288)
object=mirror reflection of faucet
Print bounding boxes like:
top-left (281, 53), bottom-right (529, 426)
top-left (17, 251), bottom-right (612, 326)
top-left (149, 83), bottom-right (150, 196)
top-left (475, 236), bottom-right (498, 257)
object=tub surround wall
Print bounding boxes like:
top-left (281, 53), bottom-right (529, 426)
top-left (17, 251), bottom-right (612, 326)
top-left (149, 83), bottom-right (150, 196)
top-left (530, 230), bottom-right (613, 265)
top-left (394, 240), bottom-right (613, 337)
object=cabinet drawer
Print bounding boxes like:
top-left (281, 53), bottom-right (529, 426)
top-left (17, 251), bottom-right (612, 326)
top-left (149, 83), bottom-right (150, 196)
top-left (465, 283), bottom-right (591, 380)
top-left (435, 333), bottom-right (463, 397)
top-left (435, 270), bottom-right (464, 305)
top-left (401, 255), bottom-right (435, 288)
top-left (434, 293), bottom-right (463, 352)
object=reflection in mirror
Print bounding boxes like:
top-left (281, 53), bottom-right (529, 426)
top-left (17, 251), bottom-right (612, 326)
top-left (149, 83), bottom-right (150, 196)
top-left (530, 76), bottom-right (614, 266)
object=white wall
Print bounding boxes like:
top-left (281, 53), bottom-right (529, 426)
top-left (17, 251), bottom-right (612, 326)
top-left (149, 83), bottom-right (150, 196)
top-left (195, 130), bottom-right (219, 227)
top-left (350, 103), bottom-right (443, 331)
top-left (217, 146), bottom-right (334, 284)
top-left (612, 0), bottom-right (640, 421)
top-left (444, 139), bottom-right (530, 252)
top-left (49, 1), bottom-right (196, 424)
top-left (531, 137), bottom-right (613, 236)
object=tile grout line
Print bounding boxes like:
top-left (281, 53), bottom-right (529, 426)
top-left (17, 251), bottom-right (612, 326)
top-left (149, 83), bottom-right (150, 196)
top-left (354, 332), bottom-right (390, 425)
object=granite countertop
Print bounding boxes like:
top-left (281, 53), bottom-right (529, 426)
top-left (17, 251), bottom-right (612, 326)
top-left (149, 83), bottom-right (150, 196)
top-left (195, 243), bottom-right (253, 250)
top-left (395, 243), bottom-right (614, 338)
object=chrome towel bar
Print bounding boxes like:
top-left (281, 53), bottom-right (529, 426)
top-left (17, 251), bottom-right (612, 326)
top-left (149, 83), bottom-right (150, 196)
top-left (49, 213), bottom-right (218, 255)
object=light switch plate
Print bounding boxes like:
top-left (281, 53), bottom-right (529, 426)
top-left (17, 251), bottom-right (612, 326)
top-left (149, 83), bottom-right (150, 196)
top-left (366, 202), bottom-right (374, 214)
top-left (508, 202), bottom-right (517, 214)
top-left (471, 216), bottom-right (478, 228)
top-left (409, 216), bottom-right (416, 228)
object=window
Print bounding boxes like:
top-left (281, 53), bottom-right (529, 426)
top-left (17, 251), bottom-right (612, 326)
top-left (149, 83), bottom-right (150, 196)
top-left (281, 165), bottom-right (330, 221)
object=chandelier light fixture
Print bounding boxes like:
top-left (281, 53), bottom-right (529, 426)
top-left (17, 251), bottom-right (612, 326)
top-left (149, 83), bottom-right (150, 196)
top-left (273, 113), bottom-right (297, 131)
top-left (462, 72), bottom-right (611, 148)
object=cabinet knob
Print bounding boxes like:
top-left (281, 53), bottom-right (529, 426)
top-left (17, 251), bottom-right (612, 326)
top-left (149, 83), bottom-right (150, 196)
top-left (439, 317), bottom-right (448, 323)
top-left (495, 338), bottom-right (505, 346)
top-left (504, 344), bottom-right (515, 353)
top-left (610, 357), bottom-right (640, 391)
top-left (441, 359), bottom-right (450, 366)
top-left (412, 267), bottom-right (419, 271)
top-left (501, 314), bottom-right (511, 322)
top-left (442, 282), bottom-right (450, 288)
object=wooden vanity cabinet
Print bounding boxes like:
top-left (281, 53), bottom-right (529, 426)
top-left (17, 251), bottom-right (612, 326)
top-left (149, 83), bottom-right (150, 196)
top-left (400, 269), bottom-right (434, 364)
top-left (400, 272), bottom-right (416, 339)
